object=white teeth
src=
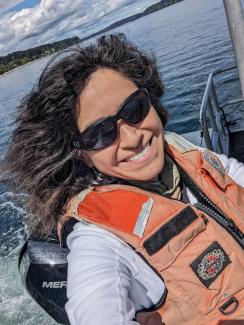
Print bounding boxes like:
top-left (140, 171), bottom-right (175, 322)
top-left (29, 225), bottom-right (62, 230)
top-left (128, 143), bottom-right (150, 161)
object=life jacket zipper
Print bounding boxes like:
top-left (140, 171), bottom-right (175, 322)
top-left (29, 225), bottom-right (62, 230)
top-left (176, 164), bottom-right (244, 249)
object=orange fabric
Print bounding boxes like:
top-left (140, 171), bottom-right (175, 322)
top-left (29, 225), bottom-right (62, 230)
top-left (61, 144), bottom-right (244, 325)
top-left (165, 143), bottom-right (244, 230)
top-left (77, 189), bottom-right (149, 234)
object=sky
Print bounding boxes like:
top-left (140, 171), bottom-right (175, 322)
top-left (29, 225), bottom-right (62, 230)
top-left (0, 0), bottom-right (159, 56)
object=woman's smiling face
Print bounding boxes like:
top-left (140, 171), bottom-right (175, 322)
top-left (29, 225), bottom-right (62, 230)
top-left (77, 68), bottom-right (165, 181)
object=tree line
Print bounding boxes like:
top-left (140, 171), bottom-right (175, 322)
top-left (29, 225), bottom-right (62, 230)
top-left (0, 37), bottom-right (80, 75)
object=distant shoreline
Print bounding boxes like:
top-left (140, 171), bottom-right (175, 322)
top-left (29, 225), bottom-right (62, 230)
top-left (0, 57), bottom-right (47, 77)
top-left (0, 0), bottom-right (183, 75)
top-left (0, 37), bottom-right (80, 76)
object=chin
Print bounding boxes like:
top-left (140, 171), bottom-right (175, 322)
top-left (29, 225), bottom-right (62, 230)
top-left (124, 158), bottom-right (164, 182)
top-left (131, 171), bottom-right (161, 182)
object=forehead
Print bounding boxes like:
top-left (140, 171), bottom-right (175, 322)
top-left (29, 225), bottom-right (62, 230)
top-left (77, 68), bottom-right (138, 132)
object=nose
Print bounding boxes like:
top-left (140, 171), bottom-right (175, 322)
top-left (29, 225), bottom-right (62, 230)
top-left (118, 121), bottom-right (143, 149)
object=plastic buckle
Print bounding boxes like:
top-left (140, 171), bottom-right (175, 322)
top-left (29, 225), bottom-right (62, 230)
top-left (219, 296), bottom-right (239, 315)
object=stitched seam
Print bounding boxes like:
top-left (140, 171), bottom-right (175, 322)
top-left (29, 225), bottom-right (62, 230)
top-left (115, 245), bottom-right (127, 325)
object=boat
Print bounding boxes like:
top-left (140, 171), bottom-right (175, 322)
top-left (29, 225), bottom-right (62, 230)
top-left (184, 0), bottom-right (244, 163)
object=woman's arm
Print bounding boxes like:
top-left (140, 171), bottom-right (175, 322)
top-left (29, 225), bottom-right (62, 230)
top-left (66, 223), bottom-right (139, 325)
top-left (65, 222), bottom-right (165, 325)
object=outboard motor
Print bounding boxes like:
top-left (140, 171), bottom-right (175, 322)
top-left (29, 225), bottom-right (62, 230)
top-left (18, 238), bottom-right (69, 324)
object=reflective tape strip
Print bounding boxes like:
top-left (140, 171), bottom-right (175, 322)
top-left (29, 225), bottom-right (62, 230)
top-left (133, 198), bottom-right (154, 238)
top-left (165, 132), bottom-right (196, 153)
top-left (71, 186), bottom-right (94, 218)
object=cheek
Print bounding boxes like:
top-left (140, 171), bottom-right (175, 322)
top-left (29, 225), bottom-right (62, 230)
top-left (86, 147), bottom-right (117, 172)
top-left (153, 111), bottom-right (163, 130)
top-left (144, 107), bottom-right (163, 133)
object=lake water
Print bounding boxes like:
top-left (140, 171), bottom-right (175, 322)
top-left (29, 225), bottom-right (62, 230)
top-left (0, 0), bottom-right (242, 323)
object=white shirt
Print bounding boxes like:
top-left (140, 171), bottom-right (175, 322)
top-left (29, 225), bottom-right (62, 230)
top-left (65, 153), bottom-right (244, 325)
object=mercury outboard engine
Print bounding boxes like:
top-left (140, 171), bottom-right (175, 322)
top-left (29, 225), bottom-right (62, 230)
top-left (18, 238), bottom-right (69, 324)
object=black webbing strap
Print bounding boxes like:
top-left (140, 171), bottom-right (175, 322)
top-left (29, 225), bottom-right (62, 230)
top-left (143, 206), bottom-right (198, 256)
top-left (60, 218), bottom-right (79, 249)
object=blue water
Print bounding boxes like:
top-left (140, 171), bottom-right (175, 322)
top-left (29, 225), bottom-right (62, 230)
top-left (0, 0), bottom-right (242, 323)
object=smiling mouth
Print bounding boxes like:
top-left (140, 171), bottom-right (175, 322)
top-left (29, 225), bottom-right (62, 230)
top-left (121, 138), bottom-right (153, 164)
top-left (126, 142), bottom-right (151, 162)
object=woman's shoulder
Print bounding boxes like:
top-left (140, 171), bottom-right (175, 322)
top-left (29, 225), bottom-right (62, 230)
top-left (66, 221), bottom-right (139, 272)
top-left (67, 220), bottom-right (131, 250)
top-left (166, 132), bottom-right (244, 187)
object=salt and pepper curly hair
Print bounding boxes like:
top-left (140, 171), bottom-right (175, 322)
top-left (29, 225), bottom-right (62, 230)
top-left (3, 33), bottom-right (168, 237)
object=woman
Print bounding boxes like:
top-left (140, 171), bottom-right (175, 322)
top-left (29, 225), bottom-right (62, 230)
top-left (3, 34), bottom-right (244, 325)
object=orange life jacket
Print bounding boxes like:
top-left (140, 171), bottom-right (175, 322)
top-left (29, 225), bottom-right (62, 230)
top-left (61, 133), bottom-right (244, 325)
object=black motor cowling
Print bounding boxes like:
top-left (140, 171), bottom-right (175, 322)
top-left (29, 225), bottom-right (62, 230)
top-left (18, 238), bottom-right (69, 324)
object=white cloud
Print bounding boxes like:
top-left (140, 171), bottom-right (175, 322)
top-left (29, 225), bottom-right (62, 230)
top-left (0, 0), bottom-right (23, 13)
top-left (0, 0), bottom-right (158, 56)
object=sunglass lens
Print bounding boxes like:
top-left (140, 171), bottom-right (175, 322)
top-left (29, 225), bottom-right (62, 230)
top-left (120, 90), bottom-right (150, 124)
top-left (80, 118), bottom-right (117, 150)
top-left (78, 127), bottom-right (97, 150)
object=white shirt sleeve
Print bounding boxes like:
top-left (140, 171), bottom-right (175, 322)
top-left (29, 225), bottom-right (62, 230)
top-left (65, 222), bottom-right (139, 325)
top-left (218, 154), bottom-right (244, 188)
top-left (65, 222), bottom-right (165, 325)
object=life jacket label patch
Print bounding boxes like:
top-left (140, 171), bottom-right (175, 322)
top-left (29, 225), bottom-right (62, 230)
top-left (202, 150), bottom-right (225, 174)
top-left (190, 241), bottom-right (231, 288)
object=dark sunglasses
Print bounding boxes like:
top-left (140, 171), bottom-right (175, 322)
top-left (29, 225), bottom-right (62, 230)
top-left (72, 88), bottom-right (150, 151)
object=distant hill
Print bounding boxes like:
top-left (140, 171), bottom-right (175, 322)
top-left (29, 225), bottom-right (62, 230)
top-left (79, 0), bottom-right (184, 42)
top-left (0, 0), bottom-right (183, 75)
top-left (0, 37), bottom-right (80, 75)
